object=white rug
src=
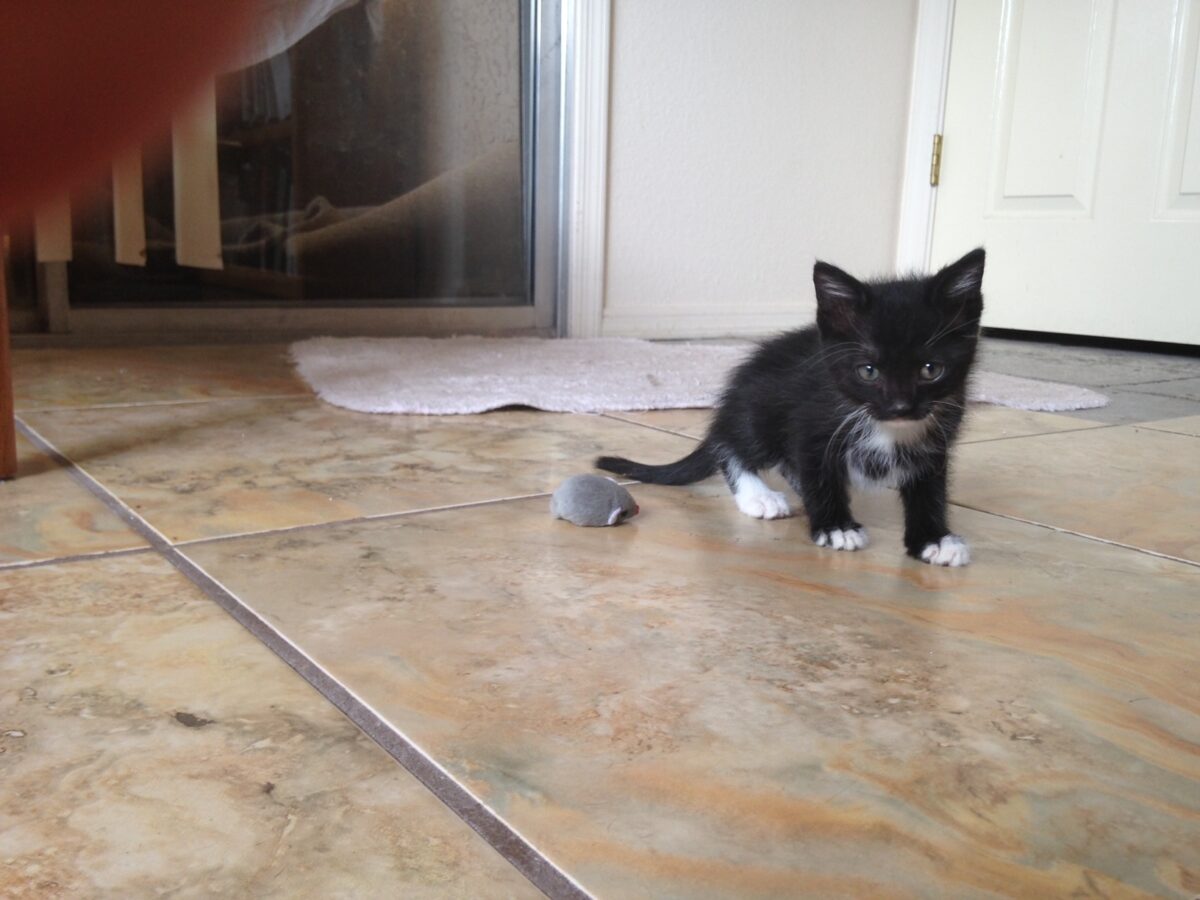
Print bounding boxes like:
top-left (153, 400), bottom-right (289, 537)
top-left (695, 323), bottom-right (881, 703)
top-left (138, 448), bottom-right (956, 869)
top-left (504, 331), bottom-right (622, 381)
top-left (290, 336), bottom-right (1108, 415)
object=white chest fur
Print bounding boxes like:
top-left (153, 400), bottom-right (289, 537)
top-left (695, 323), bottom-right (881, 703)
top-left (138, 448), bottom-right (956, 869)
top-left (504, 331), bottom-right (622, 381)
top-left (846, 418), bottom-right (931, 489)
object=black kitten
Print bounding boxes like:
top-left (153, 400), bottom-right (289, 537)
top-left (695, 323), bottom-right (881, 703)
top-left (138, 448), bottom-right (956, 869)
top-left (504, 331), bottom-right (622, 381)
top-left (596, 248), bottom-right (985, 567)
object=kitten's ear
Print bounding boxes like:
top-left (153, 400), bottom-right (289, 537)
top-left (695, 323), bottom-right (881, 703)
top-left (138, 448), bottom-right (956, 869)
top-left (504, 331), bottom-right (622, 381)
top-left (933, 247), bottom-right (986, 307)
top-left (813, 261), bottom-right (868, 338)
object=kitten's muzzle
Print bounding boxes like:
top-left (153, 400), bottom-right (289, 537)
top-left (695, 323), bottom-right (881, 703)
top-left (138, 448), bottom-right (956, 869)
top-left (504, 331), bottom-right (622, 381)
top-left (880, 399), bottom-right (917, 420)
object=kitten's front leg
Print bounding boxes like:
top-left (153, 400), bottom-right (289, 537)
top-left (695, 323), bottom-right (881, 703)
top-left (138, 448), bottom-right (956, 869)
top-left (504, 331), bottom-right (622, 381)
top-left (784, 457), bottom-right (868, 552)
top-left (900, 465), bottom-right (969, 566)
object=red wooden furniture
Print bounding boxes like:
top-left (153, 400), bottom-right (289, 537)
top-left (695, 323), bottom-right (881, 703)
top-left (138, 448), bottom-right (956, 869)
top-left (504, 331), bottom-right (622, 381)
top-left (1, 238), bottom-right (15, 480)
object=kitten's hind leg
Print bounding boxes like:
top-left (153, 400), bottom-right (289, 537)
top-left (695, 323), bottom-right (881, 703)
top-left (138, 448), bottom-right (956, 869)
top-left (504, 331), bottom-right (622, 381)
top-left (721, 455), bottom-right (792, 520)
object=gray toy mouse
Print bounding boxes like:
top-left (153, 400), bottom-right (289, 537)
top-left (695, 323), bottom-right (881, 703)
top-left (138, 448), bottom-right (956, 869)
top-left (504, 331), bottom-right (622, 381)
top-left (551, 474), bottom-right (639, 527)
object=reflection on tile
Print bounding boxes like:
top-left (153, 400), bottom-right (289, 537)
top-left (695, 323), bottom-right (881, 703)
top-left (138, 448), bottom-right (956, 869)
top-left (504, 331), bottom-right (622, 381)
top-left (21, 401), bottom-right (699, 542)
top-left (186, 487), bottom-right (1200, 899)
top-left (955, 425), bottom-right (1200, 561)
top-left (1141, 415), bottom-right (1200, 437)
top-left (0, 555), bottom-right (539, 899)
top-left (14, 344), bottom-right (309, 410)
top-left (0, 434), bottom-right (146, 565)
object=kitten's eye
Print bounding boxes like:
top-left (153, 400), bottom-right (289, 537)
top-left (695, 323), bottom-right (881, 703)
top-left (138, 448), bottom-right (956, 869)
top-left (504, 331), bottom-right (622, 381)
top-left (856, 364), bottom-right (880, 383)
top-left (919, 362), bottom-right (946, 382)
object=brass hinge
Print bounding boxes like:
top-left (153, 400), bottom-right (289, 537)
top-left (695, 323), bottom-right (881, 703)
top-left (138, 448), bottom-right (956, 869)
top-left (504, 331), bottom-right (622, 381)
top-left (930, 133), bottom-right (943, 187)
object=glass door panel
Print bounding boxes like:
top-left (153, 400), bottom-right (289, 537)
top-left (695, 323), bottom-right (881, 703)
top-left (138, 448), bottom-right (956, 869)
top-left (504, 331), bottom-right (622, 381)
top-left (64, 0), bottom-right (540, 313)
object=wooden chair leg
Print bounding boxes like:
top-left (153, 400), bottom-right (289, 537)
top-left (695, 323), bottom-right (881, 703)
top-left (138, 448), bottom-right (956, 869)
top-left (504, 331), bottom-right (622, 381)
top-left (0, 235), bottom-right (16, 480)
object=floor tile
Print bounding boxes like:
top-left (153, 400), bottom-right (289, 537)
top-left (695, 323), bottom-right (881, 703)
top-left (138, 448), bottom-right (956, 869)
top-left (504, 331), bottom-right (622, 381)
top-left (13, 344), bottom-right (309, 410)
top-left (954, 425), bottom-right (1200, 561)
top-left (1122, 376), bottom-right (1200, 402)
top-left (0, 434), bottom-right (147, 566)
top-left (978, 337), bottom-right (1200, 388)
top-left (20, 401), bottom-right (699, 542)
top-left (184, 488), bottom-right (1200, 899)
top-left (1140, 415), bottom-right (1200, 437)
top-left (1046, 388), bottom-right (1200, 425)
top-left (0, 554), bottom-right (539, 899)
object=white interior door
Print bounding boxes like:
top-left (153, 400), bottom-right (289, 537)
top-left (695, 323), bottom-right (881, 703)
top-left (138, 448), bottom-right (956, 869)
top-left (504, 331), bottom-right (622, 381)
top-left (931, 0), bottom-right (1200, 344)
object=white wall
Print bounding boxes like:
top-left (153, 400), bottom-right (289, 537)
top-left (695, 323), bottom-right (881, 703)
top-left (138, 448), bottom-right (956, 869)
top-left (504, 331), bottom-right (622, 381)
top-left (601, 0), bottom-right (918, 338)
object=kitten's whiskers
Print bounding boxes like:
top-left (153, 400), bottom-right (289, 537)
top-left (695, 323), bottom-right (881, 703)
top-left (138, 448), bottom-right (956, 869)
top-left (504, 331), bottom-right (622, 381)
top-left (928, 398), bottom-right (966, 447)
top-left (824, 404), bottom-right (870, 473)
top-left (924, 314), bottom-right (981, 349)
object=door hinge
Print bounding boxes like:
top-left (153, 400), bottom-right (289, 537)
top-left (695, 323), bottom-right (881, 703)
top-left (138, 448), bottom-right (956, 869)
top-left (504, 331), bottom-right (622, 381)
top-left (930, 133), bottom-right (943, 187)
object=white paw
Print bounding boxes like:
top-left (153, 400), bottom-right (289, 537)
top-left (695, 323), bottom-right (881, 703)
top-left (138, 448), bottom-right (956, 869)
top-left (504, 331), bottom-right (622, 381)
top-left (736, 489), bottom-right (792, 520)
top-left (814, 527), bottom-right (869, 551)
top-left (920, 535), bottom-right (970, 567)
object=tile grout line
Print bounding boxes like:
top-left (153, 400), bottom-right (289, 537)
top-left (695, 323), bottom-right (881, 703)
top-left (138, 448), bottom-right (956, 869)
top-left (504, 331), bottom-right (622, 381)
top-left (16, 419), bottom-right (176, 549)
top-left (0, 545), bottom-right (155, 573)
top-left (958, 421), bottom-right (1123, 445)
top-left (172, 490), bottom-right (639, 552)
top-left (1093, 374), bottom-right (1200, 389)
top-left (949, 499), bottom-right (1200, 570)
top-left (18, 392), bottom-right (313, 414)
top-left (1108, 387), bottom-right (1200, 402)
top-left (600, 409), bottom-right (1127, 447)
top-left (1136, 425), bottom-right (1200, 439)
top-left (600, 412), bottom-right (705, 442)
top-left (173, 491), bottom-right (561, 549)
top-left (13, 416), bottom-right (593, 900)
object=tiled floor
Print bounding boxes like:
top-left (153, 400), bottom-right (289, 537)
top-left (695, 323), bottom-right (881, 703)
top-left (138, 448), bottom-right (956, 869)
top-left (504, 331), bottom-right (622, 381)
top-left (2, 337), bottom-right (1198, 898)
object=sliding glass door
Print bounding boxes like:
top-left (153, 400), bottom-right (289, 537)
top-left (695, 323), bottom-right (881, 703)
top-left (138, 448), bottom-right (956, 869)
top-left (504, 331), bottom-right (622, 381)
top-left (13, 0), bottom-right (560, 337)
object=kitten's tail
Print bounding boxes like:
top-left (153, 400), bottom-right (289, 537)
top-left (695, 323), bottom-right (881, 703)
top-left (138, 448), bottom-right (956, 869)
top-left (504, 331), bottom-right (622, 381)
top-left (595, 442), bottom-right (716, 485)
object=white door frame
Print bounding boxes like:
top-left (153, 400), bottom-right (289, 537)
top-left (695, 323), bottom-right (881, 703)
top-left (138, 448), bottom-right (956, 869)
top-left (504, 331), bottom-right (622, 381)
top-left (560, 0), bottom-right (612, 337)
top-left (896, 0), bottom-right (957, 274)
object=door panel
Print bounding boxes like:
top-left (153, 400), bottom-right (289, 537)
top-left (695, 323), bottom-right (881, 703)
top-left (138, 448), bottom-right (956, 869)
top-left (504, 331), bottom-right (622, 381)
top-left (991, 0), bottom-right (1113, 215)
top-left (1158, 0), bottom-right (1200, 216)
top-left (932, 0), bottom-right (1200, 343)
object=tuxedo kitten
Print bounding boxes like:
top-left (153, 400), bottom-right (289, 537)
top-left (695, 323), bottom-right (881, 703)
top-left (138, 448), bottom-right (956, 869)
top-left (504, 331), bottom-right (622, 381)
top-left (596, 248), bottom-right (985, 567)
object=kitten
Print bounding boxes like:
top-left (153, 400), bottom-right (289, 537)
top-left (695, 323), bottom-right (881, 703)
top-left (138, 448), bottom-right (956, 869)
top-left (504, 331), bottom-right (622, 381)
top-left (596, 248), bottom-right (985, 567)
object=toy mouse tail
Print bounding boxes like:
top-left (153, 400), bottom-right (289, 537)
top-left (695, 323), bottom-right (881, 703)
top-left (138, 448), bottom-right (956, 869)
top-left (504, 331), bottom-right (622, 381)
top-left (595, 442), bottom-right (716, 486)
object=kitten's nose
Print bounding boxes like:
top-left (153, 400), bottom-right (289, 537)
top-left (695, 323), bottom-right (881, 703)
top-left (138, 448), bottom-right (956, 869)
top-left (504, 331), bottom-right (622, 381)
top-left (884, 399), bottom-right (914, 419)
